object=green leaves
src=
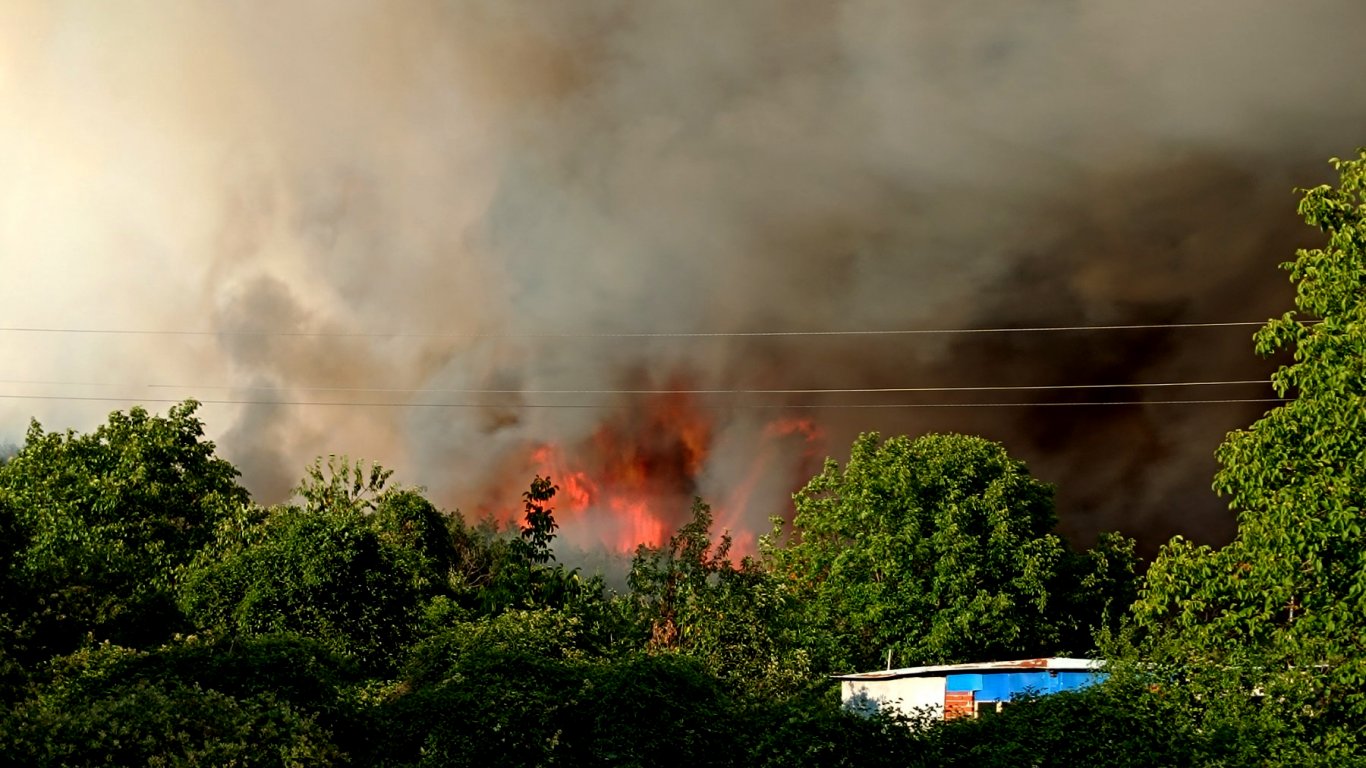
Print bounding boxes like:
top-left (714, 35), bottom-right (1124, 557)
top-left (626, 500), bottom-right (813, 694)
top-left (179, 500), bottom-right (434, 672)
top-left (1131, 150), bottom-right (1366, 758)
top-left (296, 455), bottom-right (394, 515)
top-left (774, 432), bottom-right (1133, 671)
top-left (0, 402), bottom-right (247, 659)
top-left (513, 474), bottom-right (560, 567)
top-left (1, 637), bottom-right (359, 766)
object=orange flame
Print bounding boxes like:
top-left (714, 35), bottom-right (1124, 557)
top-left (714, 416), bottom-right (825, 554)
top-left (521, 386), bottom-right (710, 551)
top-left (491, 379), bottom-right (827, 555)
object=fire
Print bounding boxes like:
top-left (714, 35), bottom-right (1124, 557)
top-left (714, 416), bottom-right (826, 553)
top-left (522, 386), bottom-right (710, 552)
top-left (491, 378), bottom-right (828, 555)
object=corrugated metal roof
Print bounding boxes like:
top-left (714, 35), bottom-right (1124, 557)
top-left (831, 657), bottom-right (1103, 681)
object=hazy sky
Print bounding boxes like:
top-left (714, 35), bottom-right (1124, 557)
top-left (4, 1), bottom-right (1366, 554)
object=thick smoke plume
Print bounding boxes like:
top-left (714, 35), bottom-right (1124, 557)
top-left (4, 1), bottom-right (1366, 555)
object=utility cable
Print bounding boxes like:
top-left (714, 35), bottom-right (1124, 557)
top-left (0, 378), bottom-right (1275, 396)
top-left (131, 379), bottom-right (1272, 395)
top-left (0, 320), bottom-right (1295, 339)
top-left (0, 393), bottom-right (1290, 409)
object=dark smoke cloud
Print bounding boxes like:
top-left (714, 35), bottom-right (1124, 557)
top-left (3, 1), bottom-right (1365, 556)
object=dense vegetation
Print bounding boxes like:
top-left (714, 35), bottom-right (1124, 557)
top-left (1, 152), bottom-right (1364, 766)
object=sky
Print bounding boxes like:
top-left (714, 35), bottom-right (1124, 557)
top-left (3, 1), bottom-right (1366, 556)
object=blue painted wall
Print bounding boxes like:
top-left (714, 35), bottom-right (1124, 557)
top-left (946, 670), bottom-right (1104, 701)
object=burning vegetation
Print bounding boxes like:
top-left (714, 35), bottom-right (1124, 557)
top-left (480, 383), bottom-right (825, 554)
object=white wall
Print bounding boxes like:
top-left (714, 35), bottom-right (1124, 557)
top-left (841, 676), bottom-right (945, 721)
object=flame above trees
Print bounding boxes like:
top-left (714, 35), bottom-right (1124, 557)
top-left (483, 384), bottom-right (826, 555)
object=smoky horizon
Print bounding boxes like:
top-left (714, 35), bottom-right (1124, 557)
top-left (4, 1), bottom-right (1364, 558)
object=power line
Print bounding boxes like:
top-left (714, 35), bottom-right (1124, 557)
top-left (1, 378), bottom-right (1277, 397)
top-left (130, 379), bottom-right (1271, 395)
top-left (764, 399), bottom-right (1290, 409)
top-left (0, 375), bottom-right (1282, 403)
top-left (0, 320), bottom-right (1286, 339)
top-left (0, 393), bottom-right (1290, 409)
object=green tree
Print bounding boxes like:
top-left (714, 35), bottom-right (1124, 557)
top-left (514, 475), bottom-right (559, 566)
top-left (295, 453), bottom-right (393, 515)
top-left (742, 687), bottom-right (921, 768)
top-left (0, 402), bottom-right (247, 658)
top-left (773, 432), bottom-right (1132, 672)
top-left (480, 475), bottom-right (604, 614)
top-left (0, 637), bottom-right (358, 767)
top-left (0, 491), bottom-right (29, 699)
top-left (179, 459), bottom-right (444, 671)
top-left (628, 500), bottom-right (813, 695)
top-left (1134, 151), bottom-right (1366, 757)
top-left (629, 499), bottom-right (734, 651)
top-left (381, 641), bottom-right (743, 768)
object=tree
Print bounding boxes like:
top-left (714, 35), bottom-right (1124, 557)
top-left (629, 499), bottom-right (735, 651)
top-left (628, 500), bottom-right (813, 695)
top-left (514, 475), bottom-right (559, 566)
top-left (773, 432), bottom-right (1132, 672)
top-left (1134, 151), bottom-right (1366, 756)
top-left (295, 454), bottom-right (393, 515)
top-left (0, 401), bottom-right (247, 658)
top-left (178, 459), bottom-right (444, 671)
top-left (0, 637), bottom-right (358, 766)
top-left (480, 475), bottom-right (604, 613)
top-left (0, 491), bottom-right (29, 700)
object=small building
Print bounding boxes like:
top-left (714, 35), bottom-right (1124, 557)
top-left (834, 657), bottom-right (1105, 721)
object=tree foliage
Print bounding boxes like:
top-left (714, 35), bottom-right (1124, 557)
top-left (0, 400), bottom-right (1155, 763)
top-left (1133, 150), bottom-right (1366, 758)
top-left (774, 432), bottom-right (1131, 671)
top-left (1, 637), bottom-right (360, 767)
top-left (629, 500), bottom-right (813, 694)
top-left (514, 475), bottom-right (559, 566)
top-left (0, 402), bottom-right (247, 658)
top-left (472, 474), bottom-right (613, 618)
top-left (178, 457), bottom-right (448, 671)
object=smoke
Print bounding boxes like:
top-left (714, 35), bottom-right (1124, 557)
top-left (3, 1), bottom-right (1365, 555)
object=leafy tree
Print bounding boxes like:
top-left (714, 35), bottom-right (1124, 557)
top-left (1134, 150), bottom-right (1366, 757)
top-left (0, 637), bottom-right (359, 767)
top-left (296, 454), bottom-right (394, 515)
top-left (0, 491), bottom-right (29, 700)
top-left (742, 686), bottom-right (922, 768)
top-left (377, 646), bottom-right (586, 768)
top-left (560, 653), bottom-right (740, 768)
top-left (629, 500), bottom-right (813, 695)
top-left (381, 644), bottom-right (743, 768)
top-left (178, 459), bottom-right (443, 671)
top-left (0, 401), bottom-right (247, 658)
top-left (401, 609), bottom-right (592, 689)
top-left (384, 611), bottom-right (599, 768)
top-left (1055, 530), bottom-right (1139, 652)
top-left (479, 475), bottom-right (605, 614)
top-left (773, 432), bottom-right (1132, 672)
top-left (514, 475), bottom-right (559, 566)
top-left (629, 499), bottom-right (735, 651)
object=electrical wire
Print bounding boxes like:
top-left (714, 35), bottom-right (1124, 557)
top-left (0, 320), bottom-right (1294, 339)
top-left (0, 393), bottom-right (1290, 409)
top-left (134, 379), bottom-right (1269, 395)
top-left (0, 321), bottom-right (1289, 408)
